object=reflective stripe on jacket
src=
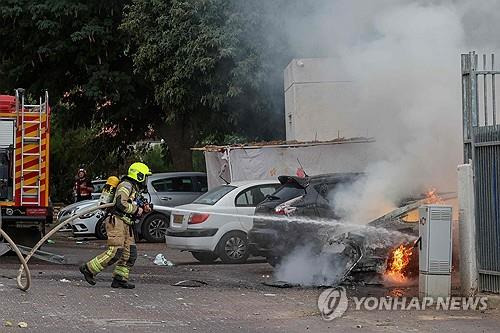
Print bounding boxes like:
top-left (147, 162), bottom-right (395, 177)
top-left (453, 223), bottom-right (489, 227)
top-left (113, 179), bottom-right (138, 224)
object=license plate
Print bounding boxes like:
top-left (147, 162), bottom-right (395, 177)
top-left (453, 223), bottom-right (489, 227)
top-left (173, 215), bottom-right (183, 224)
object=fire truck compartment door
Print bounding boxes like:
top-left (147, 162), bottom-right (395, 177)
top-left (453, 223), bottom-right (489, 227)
top-left (0, 120), bottom-right (14, 148)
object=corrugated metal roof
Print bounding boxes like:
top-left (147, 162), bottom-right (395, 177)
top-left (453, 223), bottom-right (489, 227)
top-left (192, 137), bottom-right (375, 152)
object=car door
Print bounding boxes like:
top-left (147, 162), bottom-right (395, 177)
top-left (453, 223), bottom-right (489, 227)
top-left (192, 175), bottom-right (208, 197)
top-left (235, 184), bottom-right (280, 231)
top-left (315, 181), bottom-right (344, 220)
top-left (150, 176), bottom-right (197, 207)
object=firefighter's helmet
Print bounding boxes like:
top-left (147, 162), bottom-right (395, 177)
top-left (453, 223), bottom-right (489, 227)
top-left (128, 162), bottom-right (152, 183)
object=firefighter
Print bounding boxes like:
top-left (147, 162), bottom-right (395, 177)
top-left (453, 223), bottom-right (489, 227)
top-left (79, 162), bottom-right (152, 289)
top-left (74, 168), bottom-right (94, 202)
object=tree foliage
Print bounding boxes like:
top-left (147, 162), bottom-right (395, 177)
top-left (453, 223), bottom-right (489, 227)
top-left (0, 0), bottom-right (291, 200)
top-left (121, 0), bottom-right (287, 168)
top-left (0, 0), bottom-right (155, 145)
top-left (0, 0), bottom-right (156, 201)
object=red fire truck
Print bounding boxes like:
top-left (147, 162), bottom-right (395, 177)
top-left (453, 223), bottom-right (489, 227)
top-left (0, 89), bottom-right (51, 246)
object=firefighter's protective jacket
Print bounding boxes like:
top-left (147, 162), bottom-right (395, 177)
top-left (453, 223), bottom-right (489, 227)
top-left (114, 178), bottom-right (139, 225)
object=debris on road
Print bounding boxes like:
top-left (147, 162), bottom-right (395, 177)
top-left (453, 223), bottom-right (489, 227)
top-left (153, 254), bottom-right (174, 267)
top-left (4, 320), bottom-right (13, 327)
top-left (263, 281), bottom-right (297, 288)
top-left (59, 278), bottom-right (71, 283)
top-left (47, 240), bottom-right (55, 244)
top-left (173, 280), bottom-right (207, 287)
top-left (264, 293), bottom-right (277, 297)
top-left (0, 243), bottom-right (10, 256)
top-left (18, 322), bottom-right (28, 328)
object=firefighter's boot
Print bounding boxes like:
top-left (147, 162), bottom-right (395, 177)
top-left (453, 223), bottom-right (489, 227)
top-left (111, 278), bottom-right (135, 289)
top-left (79, 264), bottom-right (96, 286)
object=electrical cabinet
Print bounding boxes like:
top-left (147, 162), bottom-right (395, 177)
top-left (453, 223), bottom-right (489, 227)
top-left (418, 205), bottom-right (453, 298)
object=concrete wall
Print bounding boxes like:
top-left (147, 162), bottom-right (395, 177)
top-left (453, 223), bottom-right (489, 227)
top-left (457, 164), bottom-right (478, 296)
top-left (284, 58), bottom-right (362, 141)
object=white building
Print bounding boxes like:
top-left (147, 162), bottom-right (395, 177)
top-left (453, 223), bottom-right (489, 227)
top-left (284, 58), bottom-right (363, 141)
top-left (198, 57), bottom-right (378, 189)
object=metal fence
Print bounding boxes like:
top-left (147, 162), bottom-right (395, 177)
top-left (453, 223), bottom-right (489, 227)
top-left (462, 52), bottom-right (500, 293)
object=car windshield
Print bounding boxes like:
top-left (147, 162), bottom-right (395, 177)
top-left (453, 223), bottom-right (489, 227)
top-left (193, 185), bottom-right (236, 205)
top-left (92, 181), bottom-right (106, 193)
top-left (270, 182), bottom-right (306, 201)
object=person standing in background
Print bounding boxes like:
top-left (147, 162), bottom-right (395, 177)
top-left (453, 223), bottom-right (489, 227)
top-left (74, 168), bottom-right (94, 202)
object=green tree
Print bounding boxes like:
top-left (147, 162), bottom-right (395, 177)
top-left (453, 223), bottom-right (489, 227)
top-left (121, 0), bottom-right (287, 170)
top-left (0, 0), bottom-right (156, 201)
top-left (1, 0), bottom-right (292, 200)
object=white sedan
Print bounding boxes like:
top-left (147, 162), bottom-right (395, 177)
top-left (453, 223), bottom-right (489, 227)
top-left (166, 180), bottom-right (280, 264)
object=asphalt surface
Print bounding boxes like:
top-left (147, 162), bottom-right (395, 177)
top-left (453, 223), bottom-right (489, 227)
top-left (1, 233), bottom-right (499, 332)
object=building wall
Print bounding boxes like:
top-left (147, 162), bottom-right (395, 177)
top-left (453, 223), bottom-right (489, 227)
top-left (284, 58), bottom-right (363, 141)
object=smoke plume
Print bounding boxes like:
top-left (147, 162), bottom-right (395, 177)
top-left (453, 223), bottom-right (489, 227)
top-left (264, 0), bottom-right (500, 285)
top-left (273, 221), bottom-right (416, 286)
top-left (271, 0), bottom-right (500, 223)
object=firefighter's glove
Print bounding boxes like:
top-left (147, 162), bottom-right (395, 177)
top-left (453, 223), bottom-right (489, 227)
top-left (136, 207), bottom-right (144, 217)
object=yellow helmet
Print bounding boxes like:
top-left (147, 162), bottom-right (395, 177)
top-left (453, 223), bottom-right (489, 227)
top-left (128, 162), bottom-right (152, 183)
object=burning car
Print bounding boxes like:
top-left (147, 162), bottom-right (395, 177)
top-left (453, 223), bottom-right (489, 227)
top-left (248, 173), bottom-right (363, 263)
top-left (248, 173), bottom-right (425, 285)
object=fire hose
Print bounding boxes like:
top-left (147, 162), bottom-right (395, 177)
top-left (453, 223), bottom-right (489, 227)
top-left (0, 203), bottom-right (114, 292)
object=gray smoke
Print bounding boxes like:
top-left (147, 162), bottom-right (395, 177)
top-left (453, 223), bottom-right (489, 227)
top-left (273, 221), bottom-right (416, 286)
top-left (265, 0), bottom-right (500, 285)
top-left (273, 245), bottom-right (348, 286)
top-left (276, 0), bottom-right (500, 223)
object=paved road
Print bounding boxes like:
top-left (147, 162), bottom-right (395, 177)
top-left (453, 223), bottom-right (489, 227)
top-left (1, 234), bottom-right (499, 332)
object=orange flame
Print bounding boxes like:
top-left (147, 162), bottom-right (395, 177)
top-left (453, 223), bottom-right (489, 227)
top-left (425, 187), bottom-right (443, 204)
top-left (385, 244), bottom-right (414, 283)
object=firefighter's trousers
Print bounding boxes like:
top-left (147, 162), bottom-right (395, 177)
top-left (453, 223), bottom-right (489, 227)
top-left (85, 216), bottom-right (137, 282)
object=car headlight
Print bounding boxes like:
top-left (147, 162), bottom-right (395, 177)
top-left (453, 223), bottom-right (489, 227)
top-left (80, 210), bottom-right (105, 219)
top-left (79, 211), bottom-right (96, 219)
top-left (58, 209), bottom-right (73, 221)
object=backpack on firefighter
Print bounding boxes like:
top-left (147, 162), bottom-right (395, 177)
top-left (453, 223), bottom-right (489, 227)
top-left (96, 174), bottom-right (152, 229)
top-left (99, 176), bottom-right (121, 204)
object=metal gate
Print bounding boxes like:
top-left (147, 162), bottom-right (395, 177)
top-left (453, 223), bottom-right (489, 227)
top-left (462, 52), bottom-right (500, 293)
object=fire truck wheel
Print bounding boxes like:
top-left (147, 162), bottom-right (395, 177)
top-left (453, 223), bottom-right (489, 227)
top-left (3, 227), bottom-right (42, 248)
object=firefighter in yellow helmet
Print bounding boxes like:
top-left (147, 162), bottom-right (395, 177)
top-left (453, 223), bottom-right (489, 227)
top-left (79, 162), bottom-right (152, 289)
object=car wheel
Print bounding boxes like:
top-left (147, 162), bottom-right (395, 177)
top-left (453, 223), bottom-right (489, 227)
top-left (266, 256), bottom-right (282, 267)
top-left (191, 251), bottom-right (218, 264)
top-left (141, 213), bottom-right (168, 243)
top-left (95, 218), bottom-right (108, 240)
top-left (216, 231), bottom-right (249, 264)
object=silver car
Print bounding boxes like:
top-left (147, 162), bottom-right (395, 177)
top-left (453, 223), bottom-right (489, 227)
top-left (91, 179), bottom-right (107, 200)
top-left (59, 172), bottom-right (208, 242)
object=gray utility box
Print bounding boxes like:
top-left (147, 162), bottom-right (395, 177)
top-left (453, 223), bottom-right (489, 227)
top-left (418, 205), bottom-right (453, 298)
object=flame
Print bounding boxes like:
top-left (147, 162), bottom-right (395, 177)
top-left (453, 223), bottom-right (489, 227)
top-left (385, 244), bottom-right (414, 283)
top-left (425, 187), bottom-right (443, 204)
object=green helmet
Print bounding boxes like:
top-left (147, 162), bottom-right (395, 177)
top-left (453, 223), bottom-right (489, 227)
top-left (128, 162), bottom-right (152, 183)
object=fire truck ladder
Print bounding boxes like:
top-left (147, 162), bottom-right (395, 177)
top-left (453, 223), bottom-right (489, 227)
top-left (18, 91), bottom-right (47, 206)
